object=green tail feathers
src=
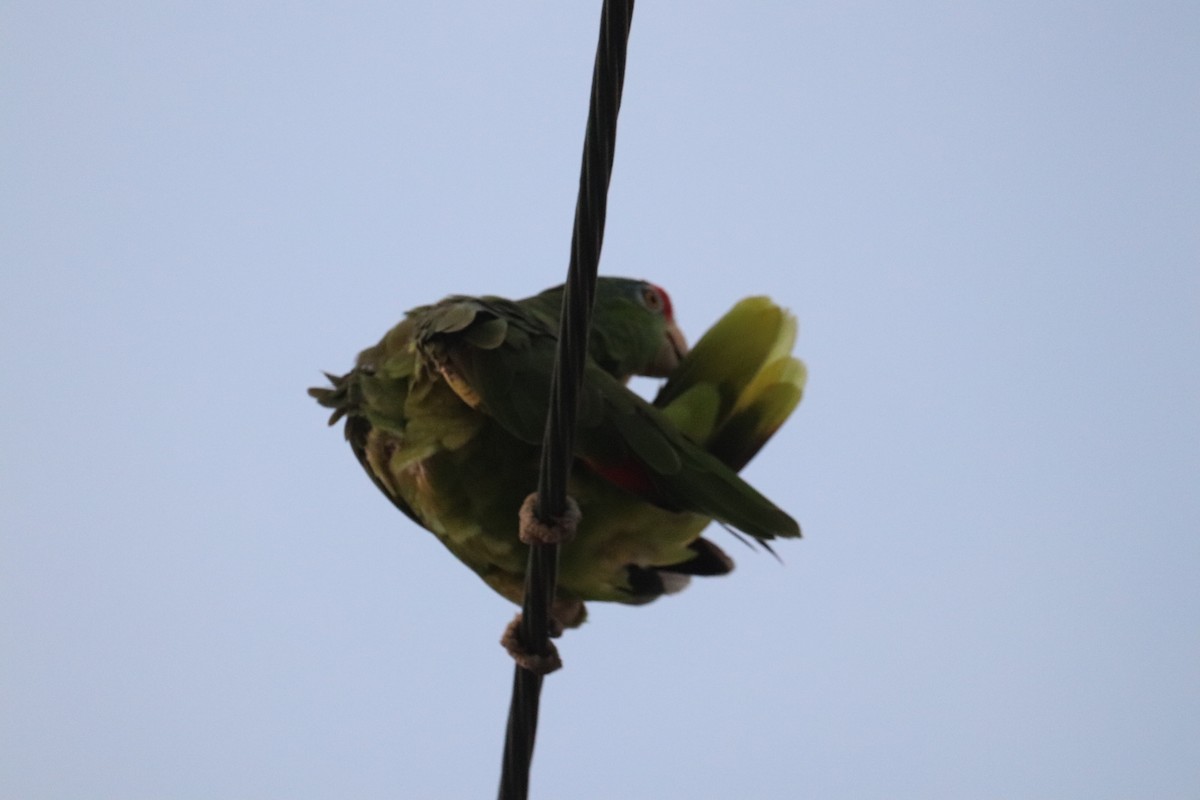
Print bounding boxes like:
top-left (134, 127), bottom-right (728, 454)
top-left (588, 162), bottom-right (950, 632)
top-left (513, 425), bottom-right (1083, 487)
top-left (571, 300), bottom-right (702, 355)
top-left (657, 296), bottom-right (806, 471)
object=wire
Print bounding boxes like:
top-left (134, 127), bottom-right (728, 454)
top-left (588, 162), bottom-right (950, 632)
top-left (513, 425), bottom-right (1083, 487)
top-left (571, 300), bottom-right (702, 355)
top-left (497, 2), bottom-right (635, 798)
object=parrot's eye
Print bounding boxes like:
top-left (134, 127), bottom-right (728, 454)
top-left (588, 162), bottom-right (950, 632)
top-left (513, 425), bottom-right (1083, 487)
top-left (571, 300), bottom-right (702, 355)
top-left (641, 285), bottom-right (670, 317)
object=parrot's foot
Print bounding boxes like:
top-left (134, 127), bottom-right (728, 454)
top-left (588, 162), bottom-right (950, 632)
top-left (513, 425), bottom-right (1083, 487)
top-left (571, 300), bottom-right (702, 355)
top-left (552, 596), bottom-right (587, 630)
top-left (500, 615), bottom-right (562, 675)
top-left (518, 494), bottom-right (581, 545)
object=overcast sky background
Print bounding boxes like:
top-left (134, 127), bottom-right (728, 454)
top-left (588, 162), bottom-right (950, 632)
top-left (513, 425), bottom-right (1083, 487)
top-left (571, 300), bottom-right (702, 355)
top-left (3, 2), bottom-right (1198, 798)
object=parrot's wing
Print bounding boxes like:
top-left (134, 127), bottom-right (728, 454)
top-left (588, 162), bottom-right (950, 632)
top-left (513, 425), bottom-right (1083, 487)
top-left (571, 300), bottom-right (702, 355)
top-left (577, 380), bottom-right (800, 540)
top-left (415, 294), bottom-right (560, 442)
top-left (417, 296), bottom-right (800, 542)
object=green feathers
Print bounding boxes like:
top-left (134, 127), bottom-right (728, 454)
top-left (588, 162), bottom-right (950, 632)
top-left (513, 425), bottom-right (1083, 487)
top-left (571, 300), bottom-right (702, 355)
top-left (310, 278), bottom-right (805, 626)
top-left (657, 296), bottom-right (807, 470)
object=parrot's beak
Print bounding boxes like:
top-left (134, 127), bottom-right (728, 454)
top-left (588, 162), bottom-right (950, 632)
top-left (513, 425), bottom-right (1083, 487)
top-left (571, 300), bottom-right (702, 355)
top-left (646, 321), bottom-right (689, 377)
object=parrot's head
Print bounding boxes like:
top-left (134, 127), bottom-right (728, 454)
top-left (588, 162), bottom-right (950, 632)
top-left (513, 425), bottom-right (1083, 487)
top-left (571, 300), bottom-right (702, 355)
top-left (524, 277), bottom-right (688, 381)
top-left (590, 278), bottom-right (688, 380)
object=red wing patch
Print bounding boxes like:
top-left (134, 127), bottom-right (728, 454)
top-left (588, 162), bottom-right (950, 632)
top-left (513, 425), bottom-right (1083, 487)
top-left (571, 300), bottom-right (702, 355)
top-left (581, 456), bottom-right (658, 499)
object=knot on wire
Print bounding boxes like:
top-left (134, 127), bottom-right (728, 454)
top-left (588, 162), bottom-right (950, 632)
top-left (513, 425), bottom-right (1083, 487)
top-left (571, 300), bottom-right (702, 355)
top-left (519, 493), bottom-right (581, 546)
top-left (501, 615), bottom-right (563, 675)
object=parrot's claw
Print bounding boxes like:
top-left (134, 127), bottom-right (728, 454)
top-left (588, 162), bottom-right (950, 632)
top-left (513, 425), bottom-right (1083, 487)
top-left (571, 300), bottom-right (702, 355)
top-left (501, 615), bottom-right (563, 675)
top-left (518, 493), bottom-right (581, 546)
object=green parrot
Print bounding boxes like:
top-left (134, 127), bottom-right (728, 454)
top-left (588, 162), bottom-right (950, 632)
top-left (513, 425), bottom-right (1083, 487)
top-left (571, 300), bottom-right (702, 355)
top-left (310, 278), bottom-right (804, 627)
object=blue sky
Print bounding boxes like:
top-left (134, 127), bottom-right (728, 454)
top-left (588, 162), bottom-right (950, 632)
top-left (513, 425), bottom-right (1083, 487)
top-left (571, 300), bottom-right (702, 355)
top-left (3, 2), bottom-right (1198, 798)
